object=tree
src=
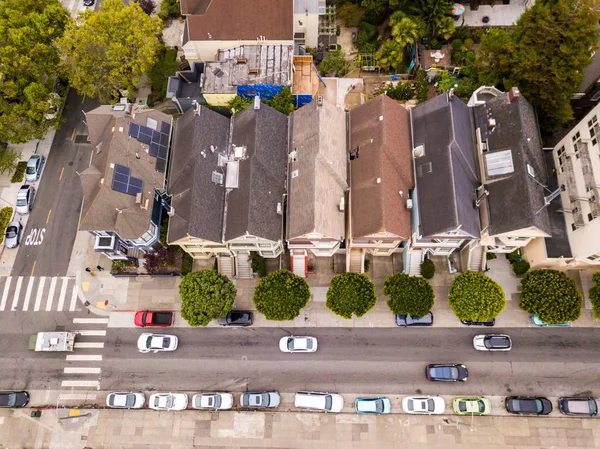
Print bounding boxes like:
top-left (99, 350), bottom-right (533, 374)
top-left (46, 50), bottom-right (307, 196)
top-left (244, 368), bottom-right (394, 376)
top-left (449, 271), bottom-right (506, 321)
top-left (56, 0), bottom-right (163, 103)
top-left (264, 87), bottom-right (294, 115)
top-left (519, 269), bottom-right (582, 323)
top-left (393, 0), bottom-right (454, 38)
top-left (252, 270), bottom-right (311, 321)
top-left (383, 273), bottom-right (435, 317)
top-left (476, 0), bottom-right (600, 131)
top-left (320, 50), bottom-right (351, 77)
top-left (383, 82), bottom-right (413, 101)
top-left (338, 3), bottom-right (364, 27)
top-left (390, 12), bottom-right (424, 47)
top-left (326, 273), bottom-right (377, 319)
top-left (361, 0), bottom-right (389, 24)
top-left (0, 149), bottom-right (20, 175)
top-left (136, 0), bottom-right (156, 15)
top-left (179, 269), bottom-right (237, 326)
top-left (158, 0), bottom-right (181, 20)
top-left (589, 272), bottom-right (600, 320)
top-left (436, 71), bottom-right (458, 93)
top-left (226, 95), bottom-right (253, 114)
top-left (0, 0), bottom-right (71, 143)
top-left (376, 40), bottom-right (404, 71)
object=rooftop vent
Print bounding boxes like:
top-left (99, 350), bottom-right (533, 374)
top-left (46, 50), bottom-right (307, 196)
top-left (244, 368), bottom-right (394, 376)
top-left (235, 58), bottom-right (247, 64)
top-left (487, 118), bottom-right (496, 130)
top-left (253, 95), bottom-right (261, 110)
top-left (248, 68), bottom-right (259, 74)
top-left (317, 94), bottom-right (323, 106)
top-left (413, 145), bottom-right (425, 158)
top-left (212, 170), bottom-right (224, 185)
top-left (225, 160), bottom-right (240, 188)
top-left (233, 146), bottom-right (246, 160)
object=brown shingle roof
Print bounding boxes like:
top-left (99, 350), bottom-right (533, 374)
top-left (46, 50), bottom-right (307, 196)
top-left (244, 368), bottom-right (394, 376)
top-left (180, 0), bottom-right (212, 15)
top-left (186, 0), bottom-right (293, 41)
top-left (349, 95), bottom-right (414, 240)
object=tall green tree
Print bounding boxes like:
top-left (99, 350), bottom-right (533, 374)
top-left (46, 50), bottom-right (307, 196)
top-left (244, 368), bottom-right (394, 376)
top-left (252, 270), bottom-right (310, 321)
top-left (376, 40), bottom-right (404, 71)
top-left (0, 0), bottom-right (71, 143)
top-left (326, 273), bottom-right (378, 319)
top-left (477, 0), bottom-right (600, 131)
top-left (56, 0), bottom-right (163, 103)
top-left (179, 270), bottom-right (237, 326)
top-left (264, 87), bottom-right (294, 116)
top-left (390, 12), bottom-right (424, 47)
top-left (449, 272), bottom-right (506, 322)
top-left (393, 0), bottom-right (454, 38)
top-left (383, 273), bottom-right (435, 317)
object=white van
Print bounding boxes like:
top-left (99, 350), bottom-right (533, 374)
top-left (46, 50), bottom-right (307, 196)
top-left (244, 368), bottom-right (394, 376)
top-left (294, 391), bottom-right (344, 412)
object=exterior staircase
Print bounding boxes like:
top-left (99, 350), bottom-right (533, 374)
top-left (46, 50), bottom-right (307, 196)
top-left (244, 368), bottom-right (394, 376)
top-left (218, 255), bottom-right (234, 279)
top-left (291, 250), bottom-right (307, 278)
top-left (235, 253), bottom-right (253, 279)
top-left (407, 249), bottom-right (423, 277)
top-left (348, 249), bottom-right (364, 273)
top-left (468, 243), bottom-right (486, 272)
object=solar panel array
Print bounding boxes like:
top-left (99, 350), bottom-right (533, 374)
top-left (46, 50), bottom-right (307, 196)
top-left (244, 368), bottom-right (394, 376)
top-left (112, 164), bottom-right (143, 196)
top-left (128, 121), bottom-right (171, 173)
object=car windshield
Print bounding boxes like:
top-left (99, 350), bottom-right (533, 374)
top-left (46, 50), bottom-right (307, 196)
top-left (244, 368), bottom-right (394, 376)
top-left (486, 337), bottom-right (509, 348)
top-left (325, 395), bottom-right (332, 410)
top-left (432, 366), bottom-right (457, 379)
top-left (124, 395), bottom-right (135, 407)
top-left (26, 166), bottom-right (35, 174)
top-left (6, 228), bottom-right (16, 238)
top-left (287, 338), bottom-right (295, 350)
top-left (0, 393), bottom-right (16, 407)
top-left (426, 399), bottom-right (434, 411)
top-left (16, 197), bottom-right (26, 206)
top-left (478, 400), bottom-right (486, 413)
top-left (146, 336), bottom-right (153, 348)
top-left (458, 402), bottom-right (467, 412)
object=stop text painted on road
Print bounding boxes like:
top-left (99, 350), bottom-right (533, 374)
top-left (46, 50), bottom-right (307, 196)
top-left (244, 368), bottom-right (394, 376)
top-left (25, 228), bottom-right (45, 246)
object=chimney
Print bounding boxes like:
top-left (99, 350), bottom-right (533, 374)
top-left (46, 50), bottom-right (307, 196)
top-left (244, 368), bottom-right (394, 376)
top-left (508, 86), bottom-right (520, 103)
top-left (486, 118), bottom-right (496, 131)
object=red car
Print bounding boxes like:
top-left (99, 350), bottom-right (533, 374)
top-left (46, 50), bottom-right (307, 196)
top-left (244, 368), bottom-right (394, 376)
top-left (134, 311), bottom-right (174, 327)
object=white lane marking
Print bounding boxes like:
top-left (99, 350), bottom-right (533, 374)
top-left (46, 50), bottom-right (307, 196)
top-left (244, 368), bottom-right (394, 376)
top-left (61, 380), bottom-right (100, 388)
top-left (56, 277), bottom-right (69, 312)
top-left (0, 277), bottom-right (12, 311)
top-left (74, 342), bottom-right (104, 349)
top-left (11, 277), bottom-right (23, 311)
top-left (76, 330), bottom-right (106, 336)
top-left (72, 318), bottom-right (109, 324)
top-left (45, 277), bottom-right (57, 311)
top-left (63, 367), bottom-right (102, 374)
top-left (69, 286), bottom-right (78, 312)
top-left (22, 277), bottom-right (35, 311)
top-left (56, 393), bottom-right (97, 401)
top-left (33, 277), bottom-right (46, 311)
top-left (65, 355), bottom-right (102, 361)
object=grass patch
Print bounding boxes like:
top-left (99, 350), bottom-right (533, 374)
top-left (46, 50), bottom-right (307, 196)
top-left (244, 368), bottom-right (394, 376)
top-left (10, 161), bottom-right (27, 184)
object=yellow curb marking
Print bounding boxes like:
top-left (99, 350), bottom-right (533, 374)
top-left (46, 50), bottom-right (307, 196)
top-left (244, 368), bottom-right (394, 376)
top-left (82, 281), bottom-right (89, 292)
top-left (96, 301), bottom-right (107, 309)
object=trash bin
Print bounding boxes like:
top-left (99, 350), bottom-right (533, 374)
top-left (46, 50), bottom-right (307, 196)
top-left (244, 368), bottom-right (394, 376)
top-left (30, 410), bottom-right (42, 418)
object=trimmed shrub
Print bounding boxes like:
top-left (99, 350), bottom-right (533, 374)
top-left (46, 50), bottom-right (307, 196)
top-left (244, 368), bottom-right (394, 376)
top-left (253, 270), bottom-right (310, 321)
top-left (415, 69), bottom-right (429, 103)
top-left (326, 273), bottom-right (377, 319)
top-left (590, 272), bottom-right (600, 319)
top-left (512, 259), bottom-right (530, 276)
top-left (158, 0), bottom-right (180, 20)
top-left (384, 82), bottom-right (414, 101)
top-left (420, 258), bottom-right (435, 279)
top-left (449, 271), bottom-right (506, 321)
top-left (383, 273), bottom-right (434, 317)
top-left (519, 269), bottom-right (582, 324)
top-left (507, 249), bottom-right (521, 263)
top-left (0, 206), bottom-right (13, 245)
top-left (249, 252), bottom-right (267, 277)
top-left (486, 252), bottom-right (497, 260)
top-left (10, 161), bottom-right (27, 183)
top-left (179, 270), bottom-right (237, 326)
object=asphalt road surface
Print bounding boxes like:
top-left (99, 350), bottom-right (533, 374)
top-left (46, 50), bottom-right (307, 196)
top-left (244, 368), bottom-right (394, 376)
top-left (99, 327), bottom-right (600, 397)
top-left (12, 89), bottom-right (98, 277)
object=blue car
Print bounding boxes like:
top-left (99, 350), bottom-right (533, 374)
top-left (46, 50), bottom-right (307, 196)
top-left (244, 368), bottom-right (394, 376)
top-left (531, 314), bottom-right (570, 327)
top-left (355, 397), bottom-right (392, 414)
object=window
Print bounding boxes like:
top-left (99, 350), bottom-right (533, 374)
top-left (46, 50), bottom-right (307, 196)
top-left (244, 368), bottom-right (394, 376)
top-left (557, 146), bottom-right (566, 172)
top-left (417, 162), bottom-right (432, 177)
top-left (591, 90), bottom-right (600, 102)
top-left (572, 132), bottom-right (582, 159)
top-left (588, 116), bottom-right (598, 146)
top-left (571, 223), bottom-right (577, 231)
top-left (589, 213), bottom-right (594, 222)
top-left (587, 254), bottom-right (600, 261)
top-left (96, 142), bottom-right (103, 155)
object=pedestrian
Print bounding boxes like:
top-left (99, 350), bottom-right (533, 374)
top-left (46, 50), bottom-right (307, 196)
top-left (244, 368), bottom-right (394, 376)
top-left (96, 265), bottom-right (104, 271)
top-left (85, 267), bottom-right (92, 273)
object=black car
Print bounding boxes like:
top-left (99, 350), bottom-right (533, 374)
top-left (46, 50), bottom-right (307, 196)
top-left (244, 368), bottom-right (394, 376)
top-left (425, 364), bottom-right (468, 382)
top-left (395, 312), bottom-right (433, 326)
top-left (460, 318), bottom-right (495, 326)
top-left (83, 0), bottom-right (95, 6)
top-left (218, 310), bottom-right (253, 326)
top-left (0, 391), bottom-right (29, 408)
top-left (558, 397), bottom-right (598, 416)
top-left (505, 396), bottom-right (552, 415)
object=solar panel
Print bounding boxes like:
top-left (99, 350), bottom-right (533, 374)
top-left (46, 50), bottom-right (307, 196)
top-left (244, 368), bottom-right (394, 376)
top-left (161, 121), bottom-right (171, 134)
top-left (113, 173), bottom-right (129, 184)
top-left (149, 143), bottom-right (159, 157)
top-left (129, 123), bottom-right (140, 138)
top-left (115, 164), bottom-right (130, 176)
top-left (139, 125), bottom-right (153, 137)
top-left (138, 133), bottom-right (152, 145)
top-left (126, 177), bottom-right (143, 195)
top-left (112, 180), bottom-right (128, 193)
top-left (112, 164), bottom-right (144, 195)
top-left (155, 158), bottom-right (166, 173)
top-left (151, 130), bottom-right (160, 144)
top-left (129, 177), bottom-right (143, 188)
top-left (160, 133), bottom-right (169, 147)
top-left (157, 147), bottom-right (167, 159)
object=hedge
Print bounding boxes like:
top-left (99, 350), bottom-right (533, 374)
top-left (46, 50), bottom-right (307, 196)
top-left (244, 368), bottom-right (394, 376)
top-left (10, 161), bottom-right (27, 184)
top-left (590, 272), bottom-right (600, 319)
top-left (449, 271), bottom-right (506, 321)
top-left (0, 207), bottom-right (14, 245)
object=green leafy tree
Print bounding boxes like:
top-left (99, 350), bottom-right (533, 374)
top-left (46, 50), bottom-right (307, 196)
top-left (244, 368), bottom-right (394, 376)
top-left (158, 0), bottom-right (181, 20)
top-left (326, 273), bottom-right (377, 319)
top-left (148, 47), bottom-right (179, 102)
top-left (0, 149), bottom-right (20, 175)
top-left (415, 68), bottom-right (429, 102)
top-left (589, 272), bottom-right (600, 319)
top-left (436, 71), bottom-right (458, 93)
top-left (179, 270), bottom-right (237, 326)
top-left (376, 40), bottom-right (404, 71)
top-left (390, 12), bottom-right (424, 47)
top-left (383, 82), bottom-right (413, 100)
top-left (338, 3), bottom-right (364, 27)
top-left (519, 269), bottom-right (582, 323)
top-left (393, 0), bottom-right (454, 38)
top-left (420, 258), bottom-right (435, 279)
top-left (320, 50), bottom-right (351, 77)
top-left (476, 0), bottom-right (600, 131)
top-left (253, 270), bottom-right (311, 321)
top-left (383, 273), bottom-right (435, 317)
top-left (361, 0), bottom-right (389, 24)
top-left (449, 271), bottom-right (506, 321)
top-left (264, 87), bottom-right (294, 116)
top-left (56, 0), bottom-right (163, 103)
top-left (356, 22), bottom-right (379, 53)
top-left (0, 0), bottom-right (71, 143)
top-left (226, 95), bottom-right (253, 114)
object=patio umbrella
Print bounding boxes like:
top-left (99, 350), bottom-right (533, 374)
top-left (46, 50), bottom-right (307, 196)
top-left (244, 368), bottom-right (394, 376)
top-left (452, 3), bottom-right (465, 15)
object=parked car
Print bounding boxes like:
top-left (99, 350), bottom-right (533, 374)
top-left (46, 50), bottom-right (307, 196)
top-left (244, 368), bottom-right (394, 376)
top-left (240, 391), bottom-right (280, 409)
top-left (460, 318), bottom-right (495, 326)
top-left (452, 397), bottom-right (492, 415)
top-left (83, 0), bottom-right (95, 6)
top-left (148, 393), bottom-right (188, 411)
top-left (4, 221), bottom-right (22, 249)
top-left (137, 333), bottom-right (178, 353)
top-left (45, 92), bottom-right (61, 120)
top-left (402, 396), bottom-right (445, 414)
top-left (218, 310), bottom-right (253, 326)
top-left (279, 336), bottom-right (318, 353)
top-left (15, 185), bottom-right (34, 215)
top-left (134, 311), bottom-right (174, 327)
top-left (106, 392), bottom-right (145, 409)
top-left (505, 396), bottom-right (552, 415)
top-left (558, 397), bottom-right (598, 416)
top-left (0, 391), bottom-right (29, 408)
top-left (395, 312), bottom-right (433, 327)
top-left (425, 364), bottom-right (468, 382)
top-left (473, 334), bottom-right (512, 351)
top-left (294, 391), bottom-right (344, 412)
top-left (24, 154), bottom-right (44, 182)
top-left (531, 314), bottom-right (570, 327)
top-left (355, 397), bottom-right (391, 414)
top-left (192, 393), bottom-right (234, 410)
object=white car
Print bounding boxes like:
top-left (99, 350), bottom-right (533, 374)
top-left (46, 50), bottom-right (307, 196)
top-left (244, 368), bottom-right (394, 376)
top-left (192, 393), bottom-right (234, 410)
top-left (279, 336), bottom-right (318, 353)
top-left (137, 333), bottom-right (178, 353)
top-left (148, 393), bottom-right (188, 411)
top-left (106, 392), bottom-right (145, 409)
top-left (402, 396), bottom-right (445, 414)
top-left (473, 334), bottom-right (512, 351)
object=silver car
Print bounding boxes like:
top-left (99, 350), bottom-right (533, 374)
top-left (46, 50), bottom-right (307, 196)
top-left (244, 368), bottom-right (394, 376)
top-left (106, 392), bottom-right (145, 409)
top-left (24, 154), bottom-right (44, 182)
top-left (240, 391), bottom-right (280, 409)
top-left (15, 185), bottom-right (34, 215)
top-left (4, 221), bottom-right (22, 249)
top-left (192, 393), bottom-right (234, 410)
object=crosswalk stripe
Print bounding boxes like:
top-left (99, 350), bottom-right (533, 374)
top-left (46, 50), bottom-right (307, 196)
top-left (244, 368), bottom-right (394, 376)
top-left (61, 380), bottom-right (100, 388)
top-left (56, 277), bottom-right (68, 312)
top-left (74, 342), bottom-right (104, 349)
top-left (76, 330), bottom-right (106, 336)
top-left (45, 277), bottom-right (57, 311)
top-left (0, 277), bottom-right (12, 311)
top-left (22, 277), bottom-right (35, 311)
top-left (66, 355), bottom-right (102, 361)
top-left (11, 277), bottom-right (23, 311)
top-left (33, 277), bottom-right (46, 312)
top-left (69, 286), bottom-right (78, 312)
top-left (63, 367), bottom-right (102, 374)
top-left (73, 318), bottom-right (109, 324)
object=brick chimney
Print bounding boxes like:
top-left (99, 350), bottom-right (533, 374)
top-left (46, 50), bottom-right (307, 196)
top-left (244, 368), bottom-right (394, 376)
top-left (508, 86), bottom-right (520, 103)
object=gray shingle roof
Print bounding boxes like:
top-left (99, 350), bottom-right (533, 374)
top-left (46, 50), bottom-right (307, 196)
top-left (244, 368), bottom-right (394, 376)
top-left (411, 93), bottom-right (480, 238)
top-left (287, 100), bottom-right (347, 240)
top-left (167, 106), bottom-right (230, 244)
